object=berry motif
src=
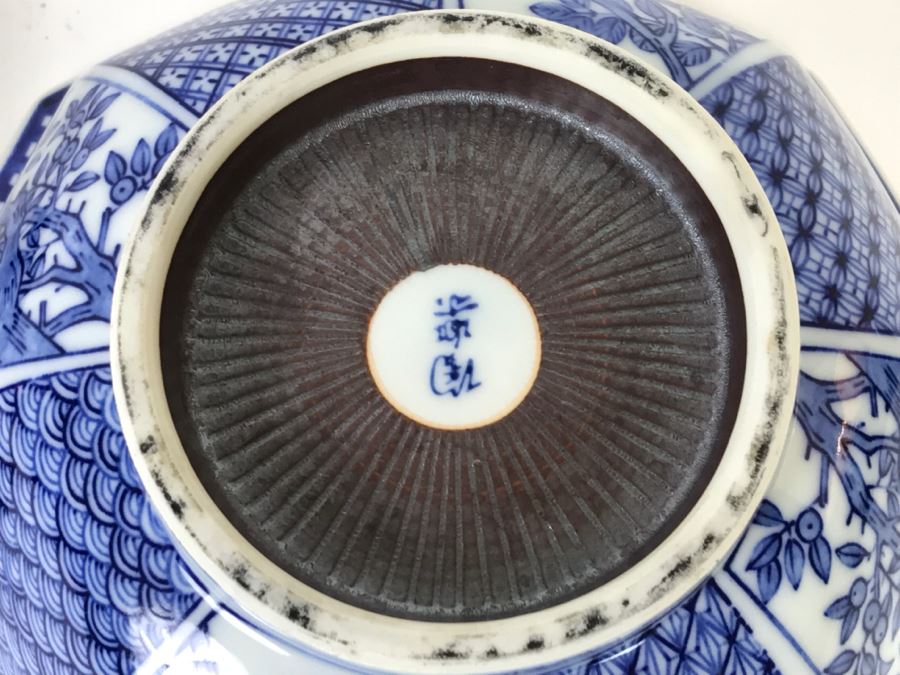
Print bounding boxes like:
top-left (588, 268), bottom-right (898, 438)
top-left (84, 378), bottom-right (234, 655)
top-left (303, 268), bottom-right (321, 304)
top-left (849, 578), bottom-right (867, 607)
top-left (797, 508), bottom-right (823, 542)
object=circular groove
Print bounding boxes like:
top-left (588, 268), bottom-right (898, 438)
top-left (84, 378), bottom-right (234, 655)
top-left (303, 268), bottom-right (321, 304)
top-left (160, 58), bottom-right (746, 622)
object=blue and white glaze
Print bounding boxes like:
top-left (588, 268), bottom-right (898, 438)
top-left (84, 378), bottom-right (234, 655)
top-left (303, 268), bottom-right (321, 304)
top-left (0, 0), bottom-right (896, 673)
top-left (0, 88), bottom-right (69, 205)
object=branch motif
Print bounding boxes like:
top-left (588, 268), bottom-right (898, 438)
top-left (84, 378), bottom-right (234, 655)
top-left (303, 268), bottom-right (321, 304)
top-left (0, 83), bottom-right (180, 361)
top-left (528, 0), bottom-right (755, 89)
top-left (749, 354), bottom-right (900, 674)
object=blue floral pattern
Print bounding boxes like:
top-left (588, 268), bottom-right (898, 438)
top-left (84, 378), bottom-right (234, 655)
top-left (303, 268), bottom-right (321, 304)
top-left (0, 84), bottom-right (182, 367)
top-left (0, 367), bottom-right (200, 674)
top-left (529, 0), bottom-right (756, 89)
top-left (735, 349), bottom-right (900, 673)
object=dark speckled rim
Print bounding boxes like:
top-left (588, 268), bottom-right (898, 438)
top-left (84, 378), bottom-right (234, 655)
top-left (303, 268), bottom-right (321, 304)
top-left (111, 11), bottom-right (799, 673)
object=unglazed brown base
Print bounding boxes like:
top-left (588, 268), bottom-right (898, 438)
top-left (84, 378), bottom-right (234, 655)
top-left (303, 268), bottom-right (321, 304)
top-left (159, 58), bottom-right (745, 622)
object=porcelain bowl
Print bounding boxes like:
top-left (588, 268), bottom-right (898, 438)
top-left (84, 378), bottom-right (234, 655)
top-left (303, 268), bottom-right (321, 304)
top-left (0, 2), bottom-right (897, 674)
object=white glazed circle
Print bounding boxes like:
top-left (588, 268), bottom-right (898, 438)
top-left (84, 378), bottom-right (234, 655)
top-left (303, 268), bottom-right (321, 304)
top-left (112, 11), bottom-right (800, 673)
top-left (367, 263), bottom-right (542, 430)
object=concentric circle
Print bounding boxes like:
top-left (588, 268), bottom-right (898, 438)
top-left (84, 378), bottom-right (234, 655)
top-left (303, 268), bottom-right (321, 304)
top-left (158, 57), bottom-right (744, 621)
top-left (113, 12), bottom-right (798, 672)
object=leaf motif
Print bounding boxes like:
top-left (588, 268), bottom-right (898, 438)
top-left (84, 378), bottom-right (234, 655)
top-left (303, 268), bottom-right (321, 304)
top-left (878, 450), bottom-right (893, 477)
top-left (890, 555), bottom-right (900, 575)
top-left (84, 118), bottom-right (101, 148)
top-left (879, 658), bottom-right (892, 675)
top-left (757, 560), bottom-right (781, 603)
top-left (747, 532), bottom-right (781, 571)
top-left (673, 40), bottom-right (712, 66)
top-left (530, 3), bottom-right (580, 22)
top-left (629, 26), bottom-right (656, 51)
top-left (565, 12), bottom-right (599, 31)
top-left (70, 148), bottom-right (88, 172)
top-left (131, 139), bottom-right (152, 175)
top-left (753, 500), bottom-right (785, 527)
top-left (893, 592), bottom-right (900, 637)
top-left (784, 539), bottom-right (804, 589)
top-left (825, 595), bottom-right (852, 619)
top-left (152, 155), bottom-right (169, 178)
top-left (839, 607), bottom-right (859, 644)
top-left (104, 151), bottom-right (127, 185)
top-left (593, 0), bottom-right (629, 12)
top-left (634, 0), bottom-right (668, 20)
top-left (888, 492), bottom-right (899, 517)
top-left (592, 16), bottom-right (627, 43)
top-left (65, 99), bottom-right (78, 121)
top-left (47, 165), bottom-right (62, 189)
top-left (87, 127), bottom-right (115, 152)
top-left (824, 650), bottom-right (857, 675)
top-left (679, 6), bottom-right (722, 37)
top-left (89, 93), bottom-right (120, 120)
top-left (26, 186), bottom-right (45, 210)
top-left (835, 543), bottom-right (869, 568)
top-left (810, 536), bottom-right (832, 582)
top-left (559, 0), bottom-right (590, 10)
top-left (36, 154), bottom-right (50, 183)
top-left (81, 83), bottom-right (102, 112)
top-left (861, 654), bottom-right (875, 675)
top-left (154, 124), bottom-right (179, 158)
top-left (67, 171), bottom-right (99, 192)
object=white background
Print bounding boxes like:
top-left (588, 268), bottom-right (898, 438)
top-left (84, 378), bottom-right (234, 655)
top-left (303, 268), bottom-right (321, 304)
top-left (0, 0), bottom-right (898, 191)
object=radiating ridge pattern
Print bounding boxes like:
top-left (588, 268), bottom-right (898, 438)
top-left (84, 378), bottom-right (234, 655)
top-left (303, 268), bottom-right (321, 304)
top-left (161, 78), bottom-right (745, 621)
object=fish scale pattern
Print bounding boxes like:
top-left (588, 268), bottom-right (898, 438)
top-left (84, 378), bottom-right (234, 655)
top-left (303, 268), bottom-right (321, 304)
top-left (0, 367), bottom-right (200, 675)
top-left (108, 0), bottom-right (444, 115)
top-left (700, 57), bottom-right (900, 334)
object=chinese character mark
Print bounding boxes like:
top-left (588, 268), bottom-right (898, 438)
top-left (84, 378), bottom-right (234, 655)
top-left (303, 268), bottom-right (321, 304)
top-left (430, 354), bottom-right (481, 397)
top-left (430, 293), bottom-right (480, 397)
top-left (435, 318), bottom-right (471, 349)
top-left (434, 294), bottom-right (478, 318)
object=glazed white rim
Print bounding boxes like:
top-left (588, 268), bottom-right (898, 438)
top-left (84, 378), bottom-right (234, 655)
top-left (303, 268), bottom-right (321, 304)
top-left (112, 11), bottom-right (799, 673)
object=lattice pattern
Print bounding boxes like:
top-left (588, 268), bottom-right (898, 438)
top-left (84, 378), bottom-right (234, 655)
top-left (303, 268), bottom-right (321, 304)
top-left (108, 0), bottom-right (443, 115)
top-left (563, 581), bottom-right (779, 674)
top-left (0, 368), bottom-right (199, 675)
top-left (0, 89), bottom-right (66, 203)
top-left (701, 58), bottom-right (900, 333)
top-left (108, 3), bottom-right (900, 333)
